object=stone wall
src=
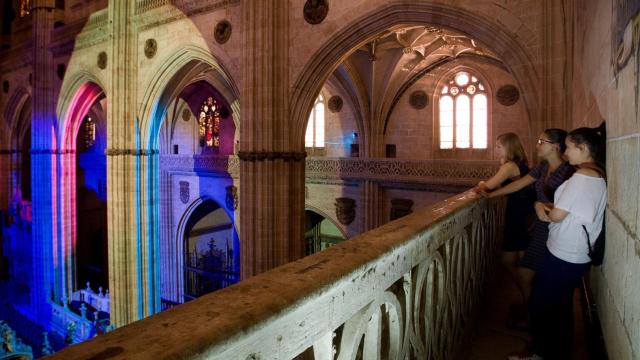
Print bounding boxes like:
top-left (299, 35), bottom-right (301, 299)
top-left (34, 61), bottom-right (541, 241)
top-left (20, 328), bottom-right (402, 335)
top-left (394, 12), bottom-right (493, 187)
top-left (571, 1), bottom-right (640, 359)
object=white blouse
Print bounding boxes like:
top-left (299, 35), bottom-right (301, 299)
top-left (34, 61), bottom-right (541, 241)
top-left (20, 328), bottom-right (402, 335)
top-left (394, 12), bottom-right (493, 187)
top-left (547, 173), bottom-right (607, 264)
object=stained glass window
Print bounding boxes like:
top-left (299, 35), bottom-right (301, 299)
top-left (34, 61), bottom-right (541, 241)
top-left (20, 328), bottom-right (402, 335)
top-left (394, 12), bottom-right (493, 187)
top-left (198, 97), bottom-right (221, 153)
top-left (20, 0), bottom-right (31, 17)
top-left (439, 71), bottom-right (487, 149)
top-left (84, 116), bottom-right (95, 148)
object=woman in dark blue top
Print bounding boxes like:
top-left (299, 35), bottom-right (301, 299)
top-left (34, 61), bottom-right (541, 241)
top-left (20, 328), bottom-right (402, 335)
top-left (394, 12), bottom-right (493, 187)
top-left (487, 129), bottom-right (575, 303)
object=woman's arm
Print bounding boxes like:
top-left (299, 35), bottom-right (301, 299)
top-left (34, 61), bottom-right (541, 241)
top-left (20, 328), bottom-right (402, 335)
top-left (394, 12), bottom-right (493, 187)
top-left (542, 203), bottom-right (569, 222)
top-left (486, 174), bottom-right (536, 197)
top-left (478, 162), bottom-right (520, 191)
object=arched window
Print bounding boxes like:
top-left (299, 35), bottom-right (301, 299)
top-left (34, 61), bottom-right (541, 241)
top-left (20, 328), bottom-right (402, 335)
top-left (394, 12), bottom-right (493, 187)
top-left (438, 71), bottom-right (487, 149)
top-left (305, 95), bottom-right (325, 148)
top-left (198, 97), bottom-right (221, 153)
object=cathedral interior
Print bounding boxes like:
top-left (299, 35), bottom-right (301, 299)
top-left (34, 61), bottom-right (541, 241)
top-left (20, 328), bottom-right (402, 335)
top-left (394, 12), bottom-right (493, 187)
top-left (0, 0), bottom-right (638, 359)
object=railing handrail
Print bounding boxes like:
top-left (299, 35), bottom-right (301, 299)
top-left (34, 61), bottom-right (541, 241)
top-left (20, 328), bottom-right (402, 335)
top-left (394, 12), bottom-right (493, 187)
top-left (49, 190), bottom-right (501, 359)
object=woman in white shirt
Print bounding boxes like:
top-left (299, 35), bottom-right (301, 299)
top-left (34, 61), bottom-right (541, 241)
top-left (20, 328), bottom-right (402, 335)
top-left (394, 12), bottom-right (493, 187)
top-left (514, 123), bottom-right (606, 360)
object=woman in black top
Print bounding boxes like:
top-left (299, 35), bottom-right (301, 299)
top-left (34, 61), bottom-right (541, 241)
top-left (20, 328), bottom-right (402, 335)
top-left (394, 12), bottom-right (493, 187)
top-left (476, 133), bottom-right (535, 302)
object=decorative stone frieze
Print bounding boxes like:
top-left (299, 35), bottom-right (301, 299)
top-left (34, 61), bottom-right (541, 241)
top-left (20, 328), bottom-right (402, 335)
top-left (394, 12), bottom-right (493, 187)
top-left (335, 197), bottom-right (356, 225)
top-left (237, 151), bottom-right (306, 162)
top-left (496, 84), bottom-right (520, 106)
top-left (305, 158), bottom-right (499, 186)
top-left (159, 156), bottom-right (497, 186)
top-left (304, 0), bottom-right (329, 25)
top-left (104, 149), bottom-right (160, 156)
top-left (136, 0), bottom-right (239, 31)
top-left (214, 20), bottom-right (232, 44)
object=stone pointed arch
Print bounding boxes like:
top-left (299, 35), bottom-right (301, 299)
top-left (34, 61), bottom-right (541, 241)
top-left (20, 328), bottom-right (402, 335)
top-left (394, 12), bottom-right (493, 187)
top-left (55, 70), bottom-right (108, 298)
top-left (137, 45), bottom-right (240, 149)
top-left (304, 205), bottom-right (348, 239)
top-left (3, 86), bottom-right (31, 138)
top-left (56, 71), bottom-right (107, 150)
top-left (290, 2), bottom-right (540, 147)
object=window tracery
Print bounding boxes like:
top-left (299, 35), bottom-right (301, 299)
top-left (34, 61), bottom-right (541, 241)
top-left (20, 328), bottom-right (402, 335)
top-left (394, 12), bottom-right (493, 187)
top-left (439, 71), bottom-right (487, 149)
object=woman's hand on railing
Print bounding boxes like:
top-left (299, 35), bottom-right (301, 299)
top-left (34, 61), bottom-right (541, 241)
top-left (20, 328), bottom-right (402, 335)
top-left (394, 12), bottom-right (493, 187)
top-left (473, 181), bottom-right (491, 197)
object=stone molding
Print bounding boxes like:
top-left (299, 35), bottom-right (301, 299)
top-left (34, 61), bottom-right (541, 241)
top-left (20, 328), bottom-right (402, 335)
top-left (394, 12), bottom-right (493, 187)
top-left (29, 149), bottom-right (77, 154)
top-left (237, 151), bottom-right (307, 162)
top-left (104, 149), bottom-right (160, 156)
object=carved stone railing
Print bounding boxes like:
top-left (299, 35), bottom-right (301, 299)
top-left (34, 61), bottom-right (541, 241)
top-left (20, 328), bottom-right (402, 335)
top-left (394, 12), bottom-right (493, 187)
top-left (136, 0), bottom-right (170, 14)
top-left (49, 191), bottom-right (503, 359)
top-left (50, 302), bottom-right (94, 343)
top-left (160, 154), bottom-right (240, 177)
top-left (305, 158), bottom-right (499, 186)
top-left (136, 0), bottom-right (240, 16)
top-left (160, 155), bottom-right (498, 186)
top-left (71, 285), bottom-right (110, 314)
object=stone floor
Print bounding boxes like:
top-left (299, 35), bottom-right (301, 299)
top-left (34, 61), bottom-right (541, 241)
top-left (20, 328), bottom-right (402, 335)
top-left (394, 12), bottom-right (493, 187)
top-left (456, 266), bottom-right (592, 360)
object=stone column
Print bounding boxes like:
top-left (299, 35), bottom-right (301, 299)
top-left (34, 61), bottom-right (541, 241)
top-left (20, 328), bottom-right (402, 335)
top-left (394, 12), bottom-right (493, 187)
top-left (239, 0), bottom-right (305, 278)
top-left (541, 0), bottom-right (572, 130)
top-left (362, 180), bottom-right (383, 232)
top-left (106, 0), bottom-right (159, 326)
top-left (0, 149), bottom-right (11, 213)
top-left (30, 0), bottom-right (56, 318)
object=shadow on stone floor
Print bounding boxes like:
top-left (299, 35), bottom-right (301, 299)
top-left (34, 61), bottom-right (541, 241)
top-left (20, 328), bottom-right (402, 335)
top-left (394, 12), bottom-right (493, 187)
top-left (455, 265), bottom-right (591, 360)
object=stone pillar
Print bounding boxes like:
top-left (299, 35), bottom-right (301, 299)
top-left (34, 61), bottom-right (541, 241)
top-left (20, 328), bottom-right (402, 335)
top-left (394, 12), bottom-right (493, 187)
top-left (106, 0), bottom-right (158, 326)
top-left (541, 0), bottom-right (572, 131)
top-left (30, 0), bottom-right (56, 318)
top-left (0, 149), bottom-right (11, 213)
top-left (362, 180), bottom-right (383, 232)
top-left (239, 0), bottom-right (305, 278)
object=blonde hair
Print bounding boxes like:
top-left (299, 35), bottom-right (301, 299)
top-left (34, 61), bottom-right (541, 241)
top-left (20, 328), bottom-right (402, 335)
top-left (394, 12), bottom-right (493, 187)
top-left (497, 132), bottom-right (528, 166)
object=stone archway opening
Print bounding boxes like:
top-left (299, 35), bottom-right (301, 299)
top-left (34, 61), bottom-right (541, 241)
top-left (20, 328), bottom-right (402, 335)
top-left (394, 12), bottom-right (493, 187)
top-left (182, 199), bottom-right (238, 302)
top-left (74, 97), bottom-right (108, 293)
top-left (289, 3), bottom-right (540, 157)
top-left (304, 209), bottom-right (347, 255)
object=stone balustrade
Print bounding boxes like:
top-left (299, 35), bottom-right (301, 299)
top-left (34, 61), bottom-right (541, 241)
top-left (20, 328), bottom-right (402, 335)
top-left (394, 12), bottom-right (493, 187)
top-left (72, 286), bottom-right (110, 314)
top-left (160, 155), bottom-right (498, 187)
top-left (49, 190), bottom-right (503, 359)
top-left (50, 302), bottom-right (93, 343)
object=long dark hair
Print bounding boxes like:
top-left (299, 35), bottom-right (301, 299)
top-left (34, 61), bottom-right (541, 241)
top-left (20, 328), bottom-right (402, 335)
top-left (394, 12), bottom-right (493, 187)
top-left (544, 128), bottom-right (569, 153)
top-left (567, 122), bottom-right (607, 170)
